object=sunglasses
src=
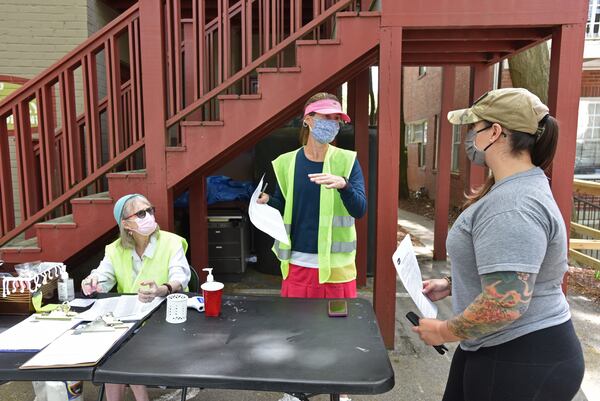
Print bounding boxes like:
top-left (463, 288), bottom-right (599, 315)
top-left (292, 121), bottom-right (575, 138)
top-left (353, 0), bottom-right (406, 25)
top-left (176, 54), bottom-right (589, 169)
top-left (124, 206), bottom-right (155, 220)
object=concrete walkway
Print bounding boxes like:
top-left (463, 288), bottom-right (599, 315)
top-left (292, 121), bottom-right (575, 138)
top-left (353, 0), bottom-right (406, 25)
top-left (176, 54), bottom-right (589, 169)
top-left (1, 209), bottom-right (599, 400)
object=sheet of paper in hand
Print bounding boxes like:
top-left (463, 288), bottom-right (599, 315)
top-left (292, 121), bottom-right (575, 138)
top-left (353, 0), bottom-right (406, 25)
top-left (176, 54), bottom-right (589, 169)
top-left (392, 234), bottom-right (438, 318)
top-left (248, 174), bottom-right (290, 245)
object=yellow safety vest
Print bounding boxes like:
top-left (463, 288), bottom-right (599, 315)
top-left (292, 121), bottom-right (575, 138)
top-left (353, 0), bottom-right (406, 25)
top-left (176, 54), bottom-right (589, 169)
top-left (106, 230), bottom-right (188, 293)
top-left (272, 145), bottom-right (358, 284)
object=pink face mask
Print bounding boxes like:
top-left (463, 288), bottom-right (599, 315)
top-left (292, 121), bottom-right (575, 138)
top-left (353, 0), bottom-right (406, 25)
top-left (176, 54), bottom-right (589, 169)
top-left (131, 214), bottom-right (157, 236)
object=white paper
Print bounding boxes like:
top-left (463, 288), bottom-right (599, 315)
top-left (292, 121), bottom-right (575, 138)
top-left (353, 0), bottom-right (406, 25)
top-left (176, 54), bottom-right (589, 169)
top-left (392, 235), bottom-right (438, 319)
top-left (68, 298), bottom-right (96, 308)
top-left (0, 315), bottom-right (81, 352)
top-left (77, 295), bottom-right (164, 321)
top-left (20, 323), bottom-right (134, 369)
top-left (248, 175), bottom-right (290, 245)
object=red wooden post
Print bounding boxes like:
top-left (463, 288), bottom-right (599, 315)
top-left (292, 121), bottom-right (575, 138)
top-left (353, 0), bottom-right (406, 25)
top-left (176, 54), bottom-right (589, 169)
top-left (139, 0), bottom-right (174, 231)
top-left (353, 68), bottom-right (370, 287)
top-left (108, 36), bottom-right (124, 155)
top-left (468, 64), bottom-right (492, 193)
top-left (433, 66), bottom-right (456, 261)
top-left (547, 23), bottom-right (586, 293)
top-left (189, 175), bottom-right (209, 283)
top-left (0, 117), bottom-right (14, 235)
top-left (13, 102), bottom-right (38, 219)
top-left (374, 27), bottom-right (402, 349)
top-left (193, 0), bottom-right (206, 100)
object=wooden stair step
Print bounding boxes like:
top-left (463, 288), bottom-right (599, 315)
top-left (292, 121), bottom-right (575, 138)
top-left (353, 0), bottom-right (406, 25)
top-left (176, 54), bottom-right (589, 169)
top-left (180, 121), bottom-right (225, 127)
top-left (106, 170), bottom-right (147, 179)
top-left (217, 94), bottom-right (262, 101)
top-left (71, 191), bottom-right (112, 204)
top-left (296, 39), bottom-right (341, 46)
top-left (166, 146), bottom-right (187, 152)
top-left (36, 214), bottom-right (76, 229)
top-left (336, 11), bottom-right (380, 18)
top-left (2, 235), bottom-right (39, 250)
top-left (256, 67), bottom-right (301, 74)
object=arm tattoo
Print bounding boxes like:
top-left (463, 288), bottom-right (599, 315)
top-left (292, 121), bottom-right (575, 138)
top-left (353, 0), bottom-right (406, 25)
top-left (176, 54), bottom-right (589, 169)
top-left (448, 271), bottom-right (536, 340)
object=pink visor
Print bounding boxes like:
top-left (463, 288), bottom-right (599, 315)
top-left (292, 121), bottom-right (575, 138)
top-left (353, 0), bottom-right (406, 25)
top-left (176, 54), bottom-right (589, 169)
top-left (304, 99), bottom-right (351, 123)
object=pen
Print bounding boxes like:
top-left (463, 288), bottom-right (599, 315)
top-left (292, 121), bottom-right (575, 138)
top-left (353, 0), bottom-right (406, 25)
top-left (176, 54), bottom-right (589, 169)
top-left (261, 182), bottom-right (268, 195)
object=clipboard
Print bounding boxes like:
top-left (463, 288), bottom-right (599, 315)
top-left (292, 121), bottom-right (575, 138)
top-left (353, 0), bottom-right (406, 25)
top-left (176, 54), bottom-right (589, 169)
top-left (19, 319), bottom-right (134, 369)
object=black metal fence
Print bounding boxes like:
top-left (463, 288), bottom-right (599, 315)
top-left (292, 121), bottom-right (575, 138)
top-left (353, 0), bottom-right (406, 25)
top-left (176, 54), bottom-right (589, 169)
top-left (572, 194), bottom-right (600, 260)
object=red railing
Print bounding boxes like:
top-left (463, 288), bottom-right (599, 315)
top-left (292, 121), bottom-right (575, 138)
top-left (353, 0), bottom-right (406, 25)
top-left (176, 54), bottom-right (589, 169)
top-left (0, 0), bottom-right (363, 246)
top-left (166, 0), bottom-right (358, 125)
top-left (0, 5), bottom-right (144, 243)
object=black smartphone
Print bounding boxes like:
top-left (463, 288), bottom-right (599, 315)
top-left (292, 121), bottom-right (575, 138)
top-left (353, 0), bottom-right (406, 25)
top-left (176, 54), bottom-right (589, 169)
top-left (328, 300), bottom-right (348, 317)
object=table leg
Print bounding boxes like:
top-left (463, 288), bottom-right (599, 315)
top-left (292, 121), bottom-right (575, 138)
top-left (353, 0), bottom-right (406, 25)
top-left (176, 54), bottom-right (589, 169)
top-left (180, 386), bottom-right (188, 401)
top-left (96, 384), bottom-right (105, 401)
top-left (330, 394), bottom-right (340, 401)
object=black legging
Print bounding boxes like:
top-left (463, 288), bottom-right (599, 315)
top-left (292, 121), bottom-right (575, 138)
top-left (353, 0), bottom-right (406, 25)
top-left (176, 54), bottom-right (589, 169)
top-left (443, 320), bottom-right (585, 401)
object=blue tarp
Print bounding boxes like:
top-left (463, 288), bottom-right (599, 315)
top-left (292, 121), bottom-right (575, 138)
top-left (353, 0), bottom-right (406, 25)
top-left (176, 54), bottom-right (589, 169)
top-left (174, 176), bottom-right (256, 207)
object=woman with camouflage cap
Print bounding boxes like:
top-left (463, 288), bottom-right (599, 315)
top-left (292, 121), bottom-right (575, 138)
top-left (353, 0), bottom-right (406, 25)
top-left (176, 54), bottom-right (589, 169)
top-left (413, 88), bottom-right (585, 401)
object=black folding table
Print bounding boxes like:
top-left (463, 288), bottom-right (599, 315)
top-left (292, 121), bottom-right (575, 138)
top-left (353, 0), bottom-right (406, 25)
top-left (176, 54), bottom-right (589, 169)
top-left (0, 315), bottom-right (97, 383)
top-left (94, 295), bottom-right (395, 401)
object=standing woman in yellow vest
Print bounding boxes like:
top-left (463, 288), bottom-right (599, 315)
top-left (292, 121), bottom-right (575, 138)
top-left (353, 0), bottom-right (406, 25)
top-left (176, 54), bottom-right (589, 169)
top-left (257, 93), bottom-right (366, 298)
top-left (81, 193), bottom-right (191, 401)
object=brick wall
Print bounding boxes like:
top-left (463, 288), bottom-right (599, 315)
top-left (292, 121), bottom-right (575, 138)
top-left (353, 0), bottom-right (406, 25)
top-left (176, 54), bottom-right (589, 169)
top-left (581, 70), bottom-right (600, 97)
top-left (403, 66), bottom-right (471, 208)
top-left (1, 0), bottom-right (117, 228)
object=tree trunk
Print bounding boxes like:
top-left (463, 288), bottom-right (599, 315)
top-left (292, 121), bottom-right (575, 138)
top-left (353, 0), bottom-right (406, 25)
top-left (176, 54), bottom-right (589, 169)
top-left (507, 42), bottom-right (550, 104)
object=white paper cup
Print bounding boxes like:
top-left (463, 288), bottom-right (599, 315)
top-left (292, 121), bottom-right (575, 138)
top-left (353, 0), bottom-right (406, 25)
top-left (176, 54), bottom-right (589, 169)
top-left (165, 293), bottom-right (188, 324)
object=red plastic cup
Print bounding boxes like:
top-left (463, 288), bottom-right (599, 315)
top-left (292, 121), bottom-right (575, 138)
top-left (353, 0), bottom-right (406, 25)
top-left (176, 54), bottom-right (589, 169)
top-left (202, 281), bottom-right (224, 317)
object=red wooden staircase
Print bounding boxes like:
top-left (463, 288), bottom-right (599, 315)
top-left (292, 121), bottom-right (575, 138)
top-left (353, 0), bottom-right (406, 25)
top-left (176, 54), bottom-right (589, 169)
top-left (0, 0), bottom-right (381, 265)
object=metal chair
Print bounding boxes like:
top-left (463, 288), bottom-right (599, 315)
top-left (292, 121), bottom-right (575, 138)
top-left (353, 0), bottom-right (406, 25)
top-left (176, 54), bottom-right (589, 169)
top-left (188, 267), bottom-right (200, 293)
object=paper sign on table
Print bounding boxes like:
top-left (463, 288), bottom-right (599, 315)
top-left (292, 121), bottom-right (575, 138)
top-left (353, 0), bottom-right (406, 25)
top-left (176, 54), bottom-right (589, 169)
top-left (0, 315), bottom-right (81, 352)
top-left (392, 234), bottom-right (438, 318)
top-left (77, 295), bottom-right (163, 321)
top-left (248, 174), bottom-right (290, 245)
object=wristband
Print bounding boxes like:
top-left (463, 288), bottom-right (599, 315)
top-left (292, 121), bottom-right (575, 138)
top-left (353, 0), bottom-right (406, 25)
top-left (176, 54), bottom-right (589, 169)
top-left (162, 283), bottom-right (173, 295)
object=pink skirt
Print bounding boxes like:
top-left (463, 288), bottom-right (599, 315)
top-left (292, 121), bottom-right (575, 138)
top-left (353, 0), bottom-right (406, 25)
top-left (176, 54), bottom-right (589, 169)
top-left (281, 264), bottom-right (357, 299)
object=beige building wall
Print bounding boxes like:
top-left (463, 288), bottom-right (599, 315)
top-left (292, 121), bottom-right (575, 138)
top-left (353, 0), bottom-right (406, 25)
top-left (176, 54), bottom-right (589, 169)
top-left (1, 0), bottom-right (117, 228)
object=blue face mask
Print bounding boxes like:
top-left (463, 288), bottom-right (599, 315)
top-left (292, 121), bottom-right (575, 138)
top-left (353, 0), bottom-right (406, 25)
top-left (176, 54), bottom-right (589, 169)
top-left (310, 119), bottom-right (340, 144)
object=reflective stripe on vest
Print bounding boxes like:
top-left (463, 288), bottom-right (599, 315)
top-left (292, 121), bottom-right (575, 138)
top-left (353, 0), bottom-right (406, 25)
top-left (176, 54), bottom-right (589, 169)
top-left (271, 145), bottom-right (358, 283)
top-left (331, 240), bottom-right (357, 253)
top-left (332, 216), bottom-right (355, 227)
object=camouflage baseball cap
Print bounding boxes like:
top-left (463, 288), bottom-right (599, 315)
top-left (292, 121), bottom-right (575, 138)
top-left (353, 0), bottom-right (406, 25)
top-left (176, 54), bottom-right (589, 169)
top-left (447, 88), bottom-right (549, 135)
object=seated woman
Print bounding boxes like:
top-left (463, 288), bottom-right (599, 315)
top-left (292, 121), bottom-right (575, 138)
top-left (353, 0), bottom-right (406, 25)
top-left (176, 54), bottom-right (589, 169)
top-left (82, 193), bottom-right (191, 401)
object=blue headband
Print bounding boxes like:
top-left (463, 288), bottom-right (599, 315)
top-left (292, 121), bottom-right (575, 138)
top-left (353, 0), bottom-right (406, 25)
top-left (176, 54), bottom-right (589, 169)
top-left (113, 194), bottom-right (142, 227)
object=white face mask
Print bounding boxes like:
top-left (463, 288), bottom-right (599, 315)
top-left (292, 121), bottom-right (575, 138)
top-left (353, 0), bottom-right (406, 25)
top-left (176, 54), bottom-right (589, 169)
top-left (130, 213), bottom-right (157, 236)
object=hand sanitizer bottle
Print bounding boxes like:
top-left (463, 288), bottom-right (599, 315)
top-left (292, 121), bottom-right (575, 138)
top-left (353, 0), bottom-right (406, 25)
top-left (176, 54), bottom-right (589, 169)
top-left (58, 270), bottom-right (75, 302)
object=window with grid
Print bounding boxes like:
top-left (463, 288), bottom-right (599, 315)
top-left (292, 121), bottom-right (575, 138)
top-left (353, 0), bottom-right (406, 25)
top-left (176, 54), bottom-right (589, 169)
top-left (451, 125), bottom-right (462, 172)
top-left (588, 0), bottom-right (600, 38)
top-left (407, 121), bottom-right (428, 168)
top-left (576, 100), bottom-right (600, 174)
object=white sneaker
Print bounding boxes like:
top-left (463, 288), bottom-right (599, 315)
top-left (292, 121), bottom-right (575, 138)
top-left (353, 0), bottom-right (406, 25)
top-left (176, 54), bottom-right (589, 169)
top-left (278, 394), bottom-right (302, 401)
top-left (340, 396), bottom-right (352, 401)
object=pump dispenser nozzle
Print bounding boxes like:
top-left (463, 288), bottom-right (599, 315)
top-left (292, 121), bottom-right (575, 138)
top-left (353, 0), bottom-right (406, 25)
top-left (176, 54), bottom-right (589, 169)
top-left (202, 268), bottom-right (214, 282)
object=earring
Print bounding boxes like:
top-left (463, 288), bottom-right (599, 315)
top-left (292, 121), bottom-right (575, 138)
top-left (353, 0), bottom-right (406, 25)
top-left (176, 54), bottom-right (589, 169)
top-left (302, 121), bottom-right (308, 127)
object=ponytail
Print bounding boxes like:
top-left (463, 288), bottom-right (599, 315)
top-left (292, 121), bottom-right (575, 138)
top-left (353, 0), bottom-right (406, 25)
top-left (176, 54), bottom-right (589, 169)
top-left (531, 115), bottom-right (558, 171)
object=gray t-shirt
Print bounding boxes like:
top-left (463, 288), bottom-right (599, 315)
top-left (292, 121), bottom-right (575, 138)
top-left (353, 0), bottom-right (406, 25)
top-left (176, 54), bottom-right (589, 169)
top-left (447, 167), bottom-right (570, 351)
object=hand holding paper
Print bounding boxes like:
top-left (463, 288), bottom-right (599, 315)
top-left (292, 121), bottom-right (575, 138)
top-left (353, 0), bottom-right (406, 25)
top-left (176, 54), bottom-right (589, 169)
top-left (392, 234), bottom-right (438, 319)
top-left (248, 175), bottom-right (290, 245)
